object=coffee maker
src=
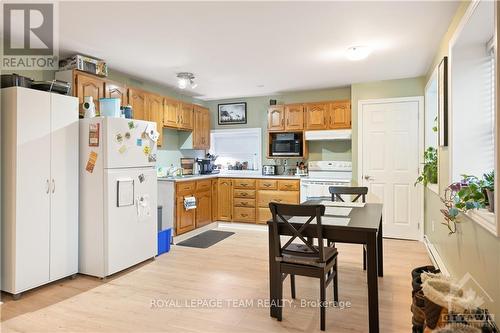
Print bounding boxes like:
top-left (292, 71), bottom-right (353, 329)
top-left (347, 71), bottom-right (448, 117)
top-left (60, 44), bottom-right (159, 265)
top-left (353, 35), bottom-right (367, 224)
top-left (196, 158), bottom-right (214, 174)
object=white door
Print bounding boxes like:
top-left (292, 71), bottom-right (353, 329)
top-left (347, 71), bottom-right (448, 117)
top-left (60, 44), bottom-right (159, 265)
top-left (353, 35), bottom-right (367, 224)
top-left (104, 118), bottom-right (157, 169)
top-left (360, 98), bottom-right (423, 240)
top-left (15, 88), bottom-right (51, 291)
top-left (104, 167), bottom-right (157, 276)
top-left (49, 94), bottom-right (79, 280)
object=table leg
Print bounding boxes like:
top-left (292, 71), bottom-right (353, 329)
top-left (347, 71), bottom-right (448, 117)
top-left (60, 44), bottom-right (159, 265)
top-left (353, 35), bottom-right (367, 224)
top-left (269, 224), bottom-right (278, 318)
top-left (377, 217), bottom-right (384, 277)
top-left (367, 232), bottom-right (379, 333)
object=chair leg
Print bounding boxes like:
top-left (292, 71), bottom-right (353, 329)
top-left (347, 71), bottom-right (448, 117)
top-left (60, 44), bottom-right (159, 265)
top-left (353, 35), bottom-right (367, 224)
top-left (363, 246), bottom-right (367, 271)
top-left (290, 274), bottom-right (296, 299)
top-left (277, 274), bottom-right (283, 321)
top-left (320, 275), bottom-right (326, 331)
top-left (333, 263), bottom-right (339, 303)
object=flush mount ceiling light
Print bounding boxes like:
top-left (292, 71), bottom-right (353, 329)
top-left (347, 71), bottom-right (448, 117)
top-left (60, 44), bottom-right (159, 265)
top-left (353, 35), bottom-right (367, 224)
top-left (177, 72), bottom-right (197, 89)
top-left (345, 46), bottom-right (372, 61)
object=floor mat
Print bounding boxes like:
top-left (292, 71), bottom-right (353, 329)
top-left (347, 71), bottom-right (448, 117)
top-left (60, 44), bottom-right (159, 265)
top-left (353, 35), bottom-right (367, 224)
top-left (176, 230), bottom-right (235, 249)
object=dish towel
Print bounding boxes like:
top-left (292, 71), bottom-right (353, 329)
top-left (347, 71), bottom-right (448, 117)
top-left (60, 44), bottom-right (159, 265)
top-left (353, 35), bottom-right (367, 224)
top-left (184, 196), bottom-right (197, 210)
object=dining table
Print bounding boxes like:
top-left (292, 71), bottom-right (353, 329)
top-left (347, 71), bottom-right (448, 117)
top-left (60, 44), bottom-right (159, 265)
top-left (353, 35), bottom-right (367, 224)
top-left (267, 198), bottom-right (384, 333)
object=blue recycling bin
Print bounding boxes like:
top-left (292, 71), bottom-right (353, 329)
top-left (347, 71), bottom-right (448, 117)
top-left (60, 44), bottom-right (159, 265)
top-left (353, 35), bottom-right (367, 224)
top-left (157, 228), bottom-right (172, 255)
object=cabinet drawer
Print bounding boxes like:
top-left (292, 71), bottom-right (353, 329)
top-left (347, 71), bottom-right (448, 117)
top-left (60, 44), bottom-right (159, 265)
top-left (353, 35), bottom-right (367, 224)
top-left (233, 189), bottom-right (256, 199)
top-left (257, 207), bottom-right (272, 224)
top-left (257, 190), bottom-right (299, 207)
top-left (257, 179), bottom-right (278, 190)
top-left (233, 179), bottom-right (256, 189)
top-left (278, 180), bottom-right (300, 191)
top-left (176, 181), bottom-right (196, 196)
top-left (234, 198), bottom-right (255, 208)
top-left (233, 207), bottom-right (256, 223)
top-left (196, 179), bottom-right (212, 192)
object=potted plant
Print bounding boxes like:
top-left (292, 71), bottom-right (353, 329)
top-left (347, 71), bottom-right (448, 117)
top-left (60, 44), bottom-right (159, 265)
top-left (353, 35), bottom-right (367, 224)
top-left (483, 170), bottom-right (494, 213)
top-left (415, 147), bottom-right (438, 187)
top-left (441, 175), bottom-right (486, 234)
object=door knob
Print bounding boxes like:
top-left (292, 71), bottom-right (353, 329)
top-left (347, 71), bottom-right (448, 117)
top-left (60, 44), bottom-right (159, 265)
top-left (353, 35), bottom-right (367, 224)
top-left (364, 175), bottom-right (373, 181)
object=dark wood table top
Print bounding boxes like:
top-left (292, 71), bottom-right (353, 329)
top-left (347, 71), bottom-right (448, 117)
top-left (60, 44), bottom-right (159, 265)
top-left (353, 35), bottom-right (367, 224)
top-left (267, 197), bottom-right (383, 233)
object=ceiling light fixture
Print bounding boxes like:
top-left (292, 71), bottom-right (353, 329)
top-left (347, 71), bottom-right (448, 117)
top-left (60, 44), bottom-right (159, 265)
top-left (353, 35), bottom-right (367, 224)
top-left (345, 46), bottom-right (372, 61)
top-left (176, 72), bottom-right (197, 89)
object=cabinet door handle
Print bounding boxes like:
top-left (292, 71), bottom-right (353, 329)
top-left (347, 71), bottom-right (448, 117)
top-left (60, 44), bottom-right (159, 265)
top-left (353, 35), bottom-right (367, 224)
top-left (241, 213), bottom-right (248, 217)
top-left (46, 179), bottom-right (50, 194)
top-left (52, 179), bottom-right (55, 193)
top-left (264, 183), bottom-right (271, 187)
top-left (241, 202), bottom-right (247, 206)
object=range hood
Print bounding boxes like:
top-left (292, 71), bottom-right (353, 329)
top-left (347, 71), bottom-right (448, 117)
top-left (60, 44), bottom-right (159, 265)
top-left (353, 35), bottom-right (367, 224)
top-left (305, 129), bottom-right (352, 141)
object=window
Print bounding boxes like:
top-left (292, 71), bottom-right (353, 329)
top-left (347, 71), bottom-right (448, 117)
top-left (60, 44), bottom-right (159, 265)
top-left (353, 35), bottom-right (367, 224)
top-left (450, 0), bottom-right (498, 235)
top-left (424, 69), bottom-right (439, 194)
top-left (209, 128), bottom-right (261, 173)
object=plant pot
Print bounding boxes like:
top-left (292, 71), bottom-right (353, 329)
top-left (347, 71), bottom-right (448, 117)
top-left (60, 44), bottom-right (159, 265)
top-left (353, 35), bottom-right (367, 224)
top-left (486, 189), bottom-right (494, 213)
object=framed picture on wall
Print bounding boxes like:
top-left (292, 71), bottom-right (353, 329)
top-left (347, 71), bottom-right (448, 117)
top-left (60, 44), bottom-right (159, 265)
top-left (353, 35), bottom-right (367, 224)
top-left (438, 56), bottom-right (448, 147)
top-left (218, 102), bottom-right (247, 125)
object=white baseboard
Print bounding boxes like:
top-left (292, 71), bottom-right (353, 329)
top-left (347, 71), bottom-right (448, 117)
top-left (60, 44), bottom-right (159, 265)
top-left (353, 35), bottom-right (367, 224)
top-left (423, 235), bottom-right (450, 276)
top-left (217, 222), bottom-right (267, 232)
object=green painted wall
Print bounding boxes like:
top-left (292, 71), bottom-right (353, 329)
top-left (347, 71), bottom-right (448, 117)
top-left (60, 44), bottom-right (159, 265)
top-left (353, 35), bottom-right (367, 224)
top-left (423, 1), bottom-right (500, 319)
top-left (204, 87), bottom-right (352, 167)
top-left (350, 77), bottom-right (426, 181)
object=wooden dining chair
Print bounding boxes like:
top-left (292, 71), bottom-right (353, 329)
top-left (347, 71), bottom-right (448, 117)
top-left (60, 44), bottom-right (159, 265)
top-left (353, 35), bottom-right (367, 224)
top-left (329, 186), bottom-right (369, 270)
top-left (269, 202), bottom-right (338, 331)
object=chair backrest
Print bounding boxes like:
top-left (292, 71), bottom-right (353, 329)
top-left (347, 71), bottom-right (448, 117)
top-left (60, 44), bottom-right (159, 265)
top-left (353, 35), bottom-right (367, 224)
top-left (329, 186), bottom-right (368, 203)
top-left (268, 202), bottom-right (327, 263)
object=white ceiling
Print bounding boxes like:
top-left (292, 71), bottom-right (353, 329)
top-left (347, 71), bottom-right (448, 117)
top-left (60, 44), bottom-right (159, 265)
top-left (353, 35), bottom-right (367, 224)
top-left (59, 1), bottom-right (459, 100)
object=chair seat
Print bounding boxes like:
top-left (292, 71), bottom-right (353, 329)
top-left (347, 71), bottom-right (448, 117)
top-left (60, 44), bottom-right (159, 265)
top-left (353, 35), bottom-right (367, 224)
top-left (281, 243), bottom-right (338, 267)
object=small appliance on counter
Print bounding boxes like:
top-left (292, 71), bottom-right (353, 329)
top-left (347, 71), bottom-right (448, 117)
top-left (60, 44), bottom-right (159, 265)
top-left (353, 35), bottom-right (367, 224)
top-left (180, 158), bottom-right (195, 175)
top-left (262, 165), bottom-right (277, 176)
top-left (196, 158), bottom-right (214, 174)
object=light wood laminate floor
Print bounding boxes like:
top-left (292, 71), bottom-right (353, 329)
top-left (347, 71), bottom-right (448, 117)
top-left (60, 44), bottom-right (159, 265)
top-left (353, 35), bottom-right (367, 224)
top-left (1, 227), bottom-right (430, 332)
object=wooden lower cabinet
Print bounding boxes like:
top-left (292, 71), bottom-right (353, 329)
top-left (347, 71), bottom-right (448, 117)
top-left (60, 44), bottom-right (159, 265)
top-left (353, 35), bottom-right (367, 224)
top-left (195, 191), bottom-right (212, 228)
top-left (211, 179), bottom-right (218, 221)
top-left (217, 178), bottom-right (233, 221)
top-left (176, 196), bottom-right (195, 235)
top-left (175, 180), bottom-right (213, 236)
top-left (256, 179), bottom-right (300, 224)
top-left (233, 207), bottom-right (256, 223)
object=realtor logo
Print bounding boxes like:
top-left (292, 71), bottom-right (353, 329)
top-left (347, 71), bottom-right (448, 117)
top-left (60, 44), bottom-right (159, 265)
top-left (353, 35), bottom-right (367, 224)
top-left (2, 2), bottom-right (58, 69)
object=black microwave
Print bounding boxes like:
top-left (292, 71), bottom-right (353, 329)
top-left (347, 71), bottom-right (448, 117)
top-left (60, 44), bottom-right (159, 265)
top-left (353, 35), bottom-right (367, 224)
top-left (271, 133), bottom-right (301, 156)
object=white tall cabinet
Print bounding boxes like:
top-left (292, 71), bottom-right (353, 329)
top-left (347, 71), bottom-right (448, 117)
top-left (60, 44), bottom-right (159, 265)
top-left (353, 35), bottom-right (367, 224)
top-left (1, 87), bottom-right (79, 297)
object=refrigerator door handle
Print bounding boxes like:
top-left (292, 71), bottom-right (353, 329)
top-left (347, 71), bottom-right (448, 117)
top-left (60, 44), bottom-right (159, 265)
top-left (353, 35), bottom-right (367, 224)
top-left (46, 179), bottom-right (50, 194)
top-left (52, 179), bottom-right (55, 194)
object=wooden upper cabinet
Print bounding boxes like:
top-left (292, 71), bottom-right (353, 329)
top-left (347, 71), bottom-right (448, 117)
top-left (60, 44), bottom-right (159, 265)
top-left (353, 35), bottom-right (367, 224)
top-left (193, 105), bottom-right (210, 150)
top-left (268, 105), bottom-right (285, 131)
top-left (147, 93), bottom-right (164, 147)
top-left (305, 103), bottom-right (329, 130)
top-left (104, 81), bottom-right (128, 106)
top-left (178, 103), bottom-right (194, 130)
top-left (163, 97), bottom-right (179, 128)
top-left (329, 100), bottom-right (351, 129)
top-left (128, 88), bottom-right (147, 120)
top-left (75, 72), bottom-right (104, 116)
top-left (285, 104), bottom-right (304, 131)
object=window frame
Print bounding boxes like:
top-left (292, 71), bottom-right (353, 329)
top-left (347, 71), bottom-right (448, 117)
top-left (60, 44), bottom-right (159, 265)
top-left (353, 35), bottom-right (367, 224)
top-left (448, 0), bottom-right (499, 236)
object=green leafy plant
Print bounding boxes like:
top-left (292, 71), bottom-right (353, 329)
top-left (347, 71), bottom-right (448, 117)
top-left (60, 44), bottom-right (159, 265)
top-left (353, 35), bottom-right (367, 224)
top-left (415, 147), bottom-right (438, 186)
top-left (440, 175), bottom-right (487, 234)
top-left (482, 170), bottom-right (494, 212)
top-left (483, 170), bottom-right (494, 191)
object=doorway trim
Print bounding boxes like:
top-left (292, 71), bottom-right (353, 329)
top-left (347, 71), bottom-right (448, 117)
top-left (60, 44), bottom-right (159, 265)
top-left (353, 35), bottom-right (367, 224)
top-left (357, 96), bottom-right (425, 240)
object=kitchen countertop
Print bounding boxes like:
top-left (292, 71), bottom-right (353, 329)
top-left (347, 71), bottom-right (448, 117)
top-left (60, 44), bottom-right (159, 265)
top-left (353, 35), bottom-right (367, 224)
top-left (157, 173), bottom-right (304, 182)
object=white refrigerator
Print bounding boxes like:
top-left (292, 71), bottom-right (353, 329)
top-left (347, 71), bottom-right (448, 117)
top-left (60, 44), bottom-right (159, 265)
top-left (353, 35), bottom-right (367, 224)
top-left (79, 117), bottom-right (159, 278)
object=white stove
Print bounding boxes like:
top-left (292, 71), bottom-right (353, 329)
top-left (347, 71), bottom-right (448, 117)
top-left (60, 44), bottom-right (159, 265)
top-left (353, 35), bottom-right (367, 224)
top-left (300, 161), bottom-right (352, 202)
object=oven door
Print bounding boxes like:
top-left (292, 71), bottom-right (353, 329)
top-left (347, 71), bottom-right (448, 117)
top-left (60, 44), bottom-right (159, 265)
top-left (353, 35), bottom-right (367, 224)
top-left (300, 180), bottom-right (351, 202)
